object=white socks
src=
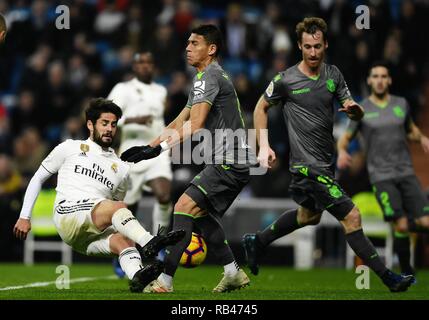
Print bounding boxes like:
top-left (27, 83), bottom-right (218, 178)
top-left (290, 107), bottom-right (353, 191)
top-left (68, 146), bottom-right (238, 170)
top-left (118, 247), bottom-right (143, 280)
top-left (152, 202), bottom-right (172, 233)
top-left (158, 273), bottom-right (173, 288)
top-left (224, 261), bottom-right (240, 276)
top-left (112, 208), bottom-right (154, 247)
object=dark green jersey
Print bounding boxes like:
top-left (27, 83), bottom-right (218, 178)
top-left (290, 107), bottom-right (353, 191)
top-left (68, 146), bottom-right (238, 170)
top-left (186, 61), bottom-right (255, 165)
top-left (264, 62), bottom-right (352, 171)
top-left (347, 95), bottom-right (414, 184)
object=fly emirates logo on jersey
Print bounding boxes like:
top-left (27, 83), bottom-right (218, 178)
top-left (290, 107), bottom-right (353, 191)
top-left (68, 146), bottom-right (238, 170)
top-left (74, 162), bottom-right (115, 190)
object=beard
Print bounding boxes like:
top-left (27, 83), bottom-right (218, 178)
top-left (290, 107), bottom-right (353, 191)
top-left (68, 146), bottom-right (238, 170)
top-left (93, 129), bottom-right (113, 148)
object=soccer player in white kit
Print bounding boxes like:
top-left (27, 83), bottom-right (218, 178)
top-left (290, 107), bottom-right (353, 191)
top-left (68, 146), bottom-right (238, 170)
top-left (108, 52), bottom-right (173, 234)
top-left (13, 98), bottom-right (184, 293)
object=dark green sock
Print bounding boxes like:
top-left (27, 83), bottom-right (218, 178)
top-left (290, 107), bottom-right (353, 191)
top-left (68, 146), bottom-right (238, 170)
top-left (164, 213), bottom-right (194, 277)
top-left (393, 232), bottom-right (413, 274)
top-left (258, 209), bottom-right (300, 247)
top-left (195, 215), bottom-right (235, 266)
top-left (345, 229), bottom-right (388, 277)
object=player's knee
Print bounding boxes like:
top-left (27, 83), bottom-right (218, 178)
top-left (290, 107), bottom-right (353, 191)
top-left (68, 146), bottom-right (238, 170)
top-left (174, 197), bottom-right (190, 213)
top-left (394, 218), bottom-right (409, 233)
top-left (109, 233), bottom-right (134, 255)
top-left (112, 201), bottom-right (127, 212)
top-left (417, 216), bottom-right (429, 229)
top-left (307, 213), bottom-right (322, 225)
top-left (298, 208), bottom-right (321, 226)
top-left (344, 208), bottom-right (362, 230)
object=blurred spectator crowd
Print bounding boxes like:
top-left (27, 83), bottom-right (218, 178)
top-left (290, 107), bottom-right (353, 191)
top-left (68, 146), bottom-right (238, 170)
top-left (1, 1), bottom-right (429, 258)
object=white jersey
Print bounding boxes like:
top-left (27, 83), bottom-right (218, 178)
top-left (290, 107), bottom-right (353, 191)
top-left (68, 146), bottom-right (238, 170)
top-left (41, 138), bottom-right (130, 206)
top-left (108, 77), bottom-right (167, 152)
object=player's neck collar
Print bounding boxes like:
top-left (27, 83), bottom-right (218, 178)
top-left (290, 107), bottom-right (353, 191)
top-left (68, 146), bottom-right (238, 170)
top-left (369, 94), bottom-right (390, 109)
top-left (133, 77), bottom-right (151, 86)
top-left (86, 138), bottom-right (114, 154)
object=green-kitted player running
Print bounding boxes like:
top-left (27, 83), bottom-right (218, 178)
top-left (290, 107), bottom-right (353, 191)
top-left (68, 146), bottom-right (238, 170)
top-left (337, 61), bottom-right (429, 282)
top-left (243, 17), bottom-right (414, 292)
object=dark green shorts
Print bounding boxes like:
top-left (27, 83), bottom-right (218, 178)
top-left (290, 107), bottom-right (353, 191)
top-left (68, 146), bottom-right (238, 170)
top-left (372, 175), bottom-right (429, 222)
top-left (184, 164), bottom-right (250, 217)
top-left (289, 166), bottom-right (354, 220)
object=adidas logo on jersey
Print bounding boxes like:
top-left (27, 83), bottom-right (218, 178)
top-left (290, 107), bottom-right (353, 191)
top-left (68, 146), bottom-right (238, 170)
top-left (80, 144), bottom-right (89, 156)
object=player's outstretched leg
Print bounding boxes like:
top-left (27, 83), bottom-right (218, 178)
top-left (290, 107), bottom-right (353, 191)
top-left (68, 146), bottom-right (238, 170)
top-left (129, 260), bottom-right (165, 293)
top-left (137, 226), bottom-right (186, 259)
top-left (112, 236), bottom-right (165, 293)
top-left (212, 269), bottom-right (250, 293)
top-left (343, 209), bottom-right (414, 292)
top-left (242, 233), bottom-right (265, 276)
top-left (243, 208), bottom-right (301, 275)
top-left (380, 270), bottom-right (414, 292)
top-left (144, 211), bottom-right (195, 293)
top-left (194, 214), bottom-right (250, 293)
top-left (393, 230), bottom-right (416, 284)
top-left (111, 207), bottom-right (185, 260)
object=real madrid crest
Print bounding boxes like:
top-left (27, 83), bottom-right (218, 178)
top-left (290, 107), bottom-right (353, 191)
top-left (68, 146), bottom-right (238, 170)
top-left (111, 163), bottom-right (118, 173)
top-left (80, 144), bottom-right (89, 156)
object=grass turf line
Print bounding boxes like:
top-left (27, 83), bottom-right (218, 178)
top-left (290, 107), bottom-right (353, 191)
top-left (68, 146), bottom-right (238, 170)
top-left (0, 264), bottom-right (427, 300)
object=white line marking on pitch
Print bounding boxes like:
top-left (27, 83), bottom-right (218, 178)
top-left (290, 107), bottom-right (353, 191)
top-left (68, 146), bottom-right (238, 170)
top-left (0, 275), bottom-right (118, 291)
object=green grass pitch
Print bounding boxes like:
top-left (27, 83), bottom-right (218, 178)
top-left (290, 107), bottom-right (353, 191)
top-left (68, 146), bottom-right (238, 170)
top-left (0, 264), bottom-right (428, 300)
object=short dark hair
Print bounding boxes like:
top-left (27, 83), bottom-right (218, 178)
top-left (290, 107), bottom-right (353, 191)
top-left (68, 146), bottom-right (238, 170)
top-left (191, 24), bottom-right (223, 57)
top-left (369, 61), bottom-right (390, 76)
top-left (133, 51), bottom-right (154, 63)
top-left (85, 98), bottom-right (122, 124)
top-left (0, 13), bottom-right (6, 32)
top-left (296, 17), bottom-right (328, 43)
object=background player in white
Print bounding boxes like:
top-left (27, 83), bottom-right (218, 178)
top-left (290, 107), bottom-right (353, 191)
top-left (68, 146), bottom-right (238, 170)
top-left (108, 52), bottom-right (173, 235)
top-left (13, 98), bottom-right (184, 293)
top-left (108, 52), bottom-right (173, 276)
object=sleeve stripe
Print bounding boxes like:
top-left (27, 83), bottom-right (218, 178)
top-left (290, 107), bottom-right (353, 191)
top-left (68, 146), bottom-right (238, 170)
top-left (41, 164), bottom-right (54, 174)
top-left (191, 100), bottom-right (212, 107)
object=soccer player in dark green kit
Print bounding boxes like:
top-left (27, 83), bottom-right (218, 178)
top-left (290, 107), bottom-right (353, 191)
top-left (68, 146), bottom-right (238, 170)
top-left (337, 62), bottom-right (429, 282)
top-left (243, 17), bottom-right (414, 292)
top-left (121, 25), bottom-right (255, 293)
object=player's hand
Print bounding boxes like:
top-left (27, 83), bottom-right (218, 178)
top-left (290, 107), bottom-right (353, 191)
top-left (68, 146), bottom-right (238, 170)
top-left (339, 100), bottom-right (364, 121)
top-left (257, 146), bottom-right (276, 169)
top-left (421, 136), bottom-right (429, 154)
top-left (337, 150), bottom-right (352, 169)
top-left (13, 218), bottom-right (31, 240)
top-left (120, 145), bottom-right (162, 163)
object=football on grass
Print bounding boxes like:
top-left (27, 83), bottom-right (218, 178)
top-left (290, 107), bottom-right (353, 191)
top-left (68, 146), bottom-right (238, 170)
top-left (180, 232), bottom-right (207, 268)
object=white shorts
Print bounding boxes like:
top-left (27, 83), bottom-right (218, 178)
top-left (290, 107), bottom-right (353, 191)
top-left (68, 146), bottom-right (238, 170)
top-left (53, 198), bottom-right (116, 257)
top-left (124, 151), bottom-right (173, 205)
